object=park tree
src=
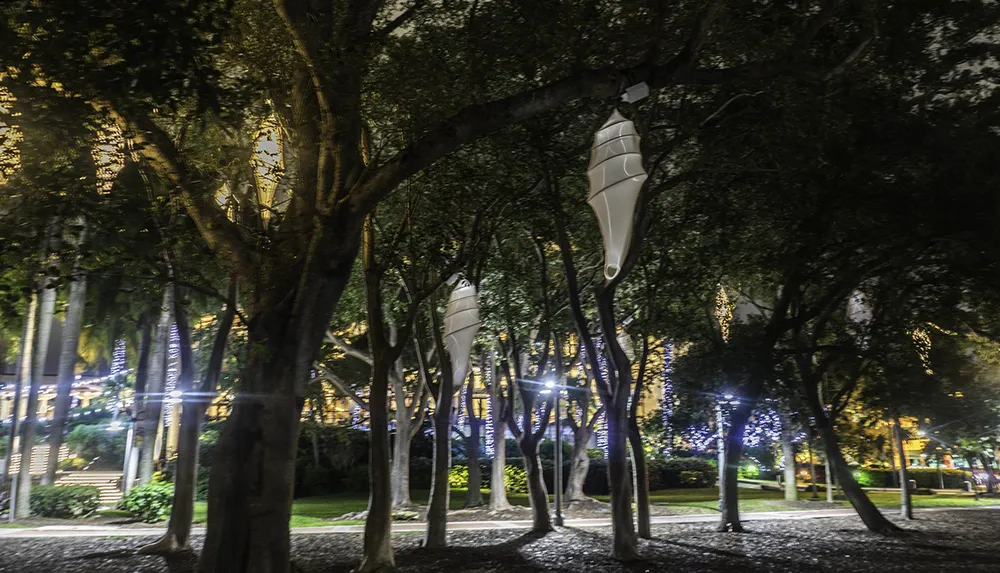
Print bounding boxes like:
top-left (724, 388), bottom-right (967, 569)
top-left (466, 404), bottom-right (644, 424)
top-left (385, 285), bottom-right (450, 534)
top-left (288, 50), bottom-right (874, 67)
top-left (1, 0), bottom-right (894, 567)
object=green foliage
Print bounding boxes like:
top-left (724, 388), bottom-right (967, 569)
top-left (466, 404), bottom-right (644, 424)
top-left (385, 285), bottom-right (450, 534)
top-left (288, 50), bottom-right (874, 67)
top-left (504, 465), bottom-right (529, 494)
top-left (29, 485), bottom-right (100, 518)
top-left (57, 456), bottom-right (86, 471)
top-left (680, 471), bottom-right (709, 488)
top-left (65, 423), bottom-right (127, 469)
top-left (448, 465), bottom-right (470, 489)
top-left (853, 467), bottom-right (973, 489)
top-left (119, 482), bottom-right (174, 523)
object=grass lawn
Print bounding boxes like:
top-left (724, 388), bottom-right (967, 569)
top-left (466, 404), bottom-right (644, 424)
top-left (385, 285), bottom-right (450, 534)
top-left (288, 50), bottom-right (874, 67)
top-left (177, 487), bottom-right (994, 529)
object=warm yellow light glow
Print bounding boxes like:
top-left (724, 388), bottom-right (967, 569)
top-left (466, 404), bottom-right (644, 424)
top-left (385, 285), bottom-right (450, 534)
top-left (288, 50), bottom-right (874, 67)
top-left (0, 85), bottom-right (22, 184)
top-left (715, 285), bottom-right (733, 342)
top-left (92, 123), bottom-right (124, 194)
top-left (250, 112), bottom-right (283, 225)
top-left (216, 181), bottom-right (237, 223)
top-left (911, 327), bottom-right (933, 375)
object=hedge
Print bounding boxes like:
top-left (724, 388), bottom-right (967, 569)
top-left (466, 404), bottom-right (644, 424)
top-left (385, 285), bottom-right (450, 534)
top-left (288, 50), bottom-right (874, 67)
top-left (30, 485), bottom-right (100, 518)
top-left (852, 467), bottom-right (973, 489)
top-left (119, 482), bottom-right (174, 523)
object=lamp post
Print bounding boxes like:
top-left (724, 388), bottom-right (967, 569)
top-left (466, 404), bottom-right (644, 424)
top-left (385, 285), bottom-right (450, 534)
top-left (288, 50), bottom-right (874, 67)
top-left (542, 379), bottom-right (563, 526)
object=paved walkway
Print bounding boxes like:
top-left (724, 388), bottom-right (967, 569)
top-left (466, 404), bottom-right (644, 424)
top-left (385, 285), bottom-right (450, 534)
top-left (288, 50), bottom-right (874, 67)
top-left (1, 505), bottom-right (998, 539)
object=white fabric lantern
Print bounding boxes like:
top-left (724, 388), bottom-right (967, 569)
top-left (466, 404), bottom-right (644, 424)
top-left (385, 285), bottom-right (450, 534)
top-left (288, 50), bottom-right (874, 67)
top-left (251, 112), bottom-right (283, 226)
top-left (846, 290), bottom-right (872, 325)
top-left (443, 279), bottom-right (481, 382)
top-left (617, 329), bottom-right (635, 363)
top-left (587, 109), bottom-right (648, 280)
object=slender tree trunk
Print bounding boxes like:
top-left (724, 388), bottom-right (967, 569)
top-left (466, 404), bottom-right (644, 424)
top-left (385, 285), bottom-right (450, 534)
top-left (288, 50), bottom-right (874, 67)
top-left (808, 434), bottom-right (818, 498)
top-left (565, 425), bottom-right (592, 502)
top-left (892, 416), bottom-right (912, 519)
top-left (520, 436), bottom-right (552, 532)
top-left (979, 454), bottom-right (997, 494)
top-left (139, 286), bottom-right (172, 486)
top-left (42, 271), bottom-right (87, 486)
top-left (803, 382), bottom-right (898, 533)
top-left (718, 401), bottom-right (752, 532)
top-left (605, 399), bottom-right (637, 559)
top-left (142, 283), bottom-right (236, 554)
top-left (628, 419), bottom-right (650, 538)
top-left (488, 352), bottom-right (511, 512)
top-left (780, 414), bottom-right (797, 501)
top-left (1, 294), bottom-right (36, 493)
top-left (124, 312), bottom-right (154, 493)
top-left (887, 424), bottom-right (899, 488)
top-left (17, 271), bottom-right (58, 517)
top-left (423, 377), bottom-right (454, 548)
top-left (464, 371), bottom-right (483, 508)
top-left (390, 417), bottom-right (412, 508)
top-left (359, 357), bottom-right (394, 572)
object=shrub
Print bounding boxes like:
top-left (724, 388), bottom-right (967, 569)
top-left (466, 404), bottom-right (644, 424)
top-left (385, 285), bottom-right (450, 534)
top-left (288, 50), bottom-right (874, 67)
top-left (120, 482), bottom-right (174, 523)
top-left (58, 456), bottom-right (87, 471)
top-left (342, 465), bottom-right (370, 493)
top-left (65, 424), bottom-right (127, 470)
top-left (504, 465), bottom-right (528, 493)
top-left (30, 485), bottom-right (100, 518)
top-left (449, 465), bottom-right (470, 489)
top-left (656, 459), bottom-right (717, 489)
top-left (852, 467), bottom-right (972, 489)
top-left (680, 470), bottom-right (709, 488)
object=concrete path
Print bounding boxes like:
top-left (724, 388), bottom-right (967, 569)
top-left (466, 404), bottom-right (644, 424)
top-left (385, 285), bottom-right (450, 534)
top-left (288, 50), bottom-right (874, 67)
top-left (1, 505), bottom-right (998, 539)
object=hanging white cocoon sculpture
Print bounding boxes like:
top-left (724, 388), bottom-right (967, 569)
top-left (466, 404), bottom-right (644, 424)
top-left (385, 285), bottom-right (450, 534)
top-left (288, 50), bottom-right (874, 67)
top-left (617, 328), bottom-right (635, 363)
top-left (587, 109), bottom-right (648, 281)
top-left (443, 279), bottom-right (482, 383)
top-left (251, 112), bottom-right (283, 226)
top-left (846, 290), bottom-right (873, 325)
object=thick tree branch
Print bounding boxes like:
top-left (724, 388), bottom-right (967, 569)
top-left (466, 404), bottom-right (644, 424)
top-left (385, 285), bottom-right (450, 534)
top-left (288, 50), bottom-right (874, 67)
top-left (313, 362), bottom-right (369, 411)
top-left (326, 332), bottom-right (375, 366)
top-left (354, 0), bottom-right (872, 212)
top-left (377, 0), bottom-right (426, 38)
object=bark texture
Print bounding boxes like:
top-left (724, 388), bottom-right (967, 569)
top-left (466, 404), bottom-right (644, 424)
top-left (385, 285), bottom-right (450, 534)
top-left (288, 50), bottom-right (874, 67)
top-left (139, 286), bottom-right (172, 486)
top-left (1, 295), bottom-right (36, 493)
top-left (42, 272), bottom-right (87, 486)
top-left (780, 413), bottom-right (798, 501)
top-left (463, 369), bottom-right (484, 508)
top-left (16, 271), bottom-right (58, 517)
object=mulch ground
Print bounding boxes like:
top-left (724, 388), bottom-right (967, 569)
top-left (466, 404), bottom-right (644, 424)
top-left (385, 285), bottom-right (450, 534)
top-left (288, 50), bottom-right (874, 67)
top-left (1, 509), bottom-right (998, 572)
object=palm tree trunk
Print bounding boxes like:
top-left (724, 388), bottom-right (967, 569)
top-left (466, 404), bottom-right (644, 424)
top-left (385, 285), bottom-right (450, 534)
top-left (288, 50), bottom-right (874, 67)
top-left (42, 270), bottom-right (87, 486)
top-left (139, 286), bottom-right (172, 486)
top-left (1, 294), bottom-right (36, 493)
top-left (142, 282), bottom-right (236, 553)
top-left (16, 266), bottom-right (58, 517)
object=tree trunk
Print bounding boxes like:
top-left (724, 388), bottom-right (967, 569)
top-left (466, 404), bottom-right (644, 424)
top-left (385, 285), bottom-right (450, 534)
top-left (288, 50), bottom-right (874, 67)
top-left (139, 286), bottom-right (172, 486)
top-left (464, 371), bottom-right (483, 508)
top-left (803, 382), bottom-right (898, 533)
top-left (628, 418), bottom-right (650, 538)
top-left (423, 379), bottom-right (453, 548)
top-left (892, 416), bottom-right (912, 519)
top-left (979, 454), bottom-right (997, 494)
top-left (808, 434), bottom-right (818, 499)
top-left (16, 273), bottom-right (58, 517)
top-left (42, 273), bottom-right (87, 486)
top-left (1, 294), bottom-right (36, 493)
top-left (780, 414), bottom-right (797, 501)
top-left (142, 291), bottom-right (198, 553)
top-left (488, 353), bottom-right (511, 512)
top-left (887, 425), bottom-right (899, 488)
top-left (565, 425), bottom-right (592, 502)
top-left (390, 415), bottom-right (412, 508)
top-left (359, 357), bottom-right (394, 572)
top-left (520, 436), bottom-right (552, 533)
top-left (717, 401), bottom-right (752, 532)
top-left (606, 403), bottom-right (637, 558)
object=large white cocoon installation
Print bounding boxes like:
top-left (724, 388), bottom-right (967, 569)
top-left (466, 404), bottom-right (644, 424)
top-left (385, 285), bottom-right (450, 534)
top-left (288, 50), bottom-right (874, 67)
top-left (443, 279), bottom-right (481, 382)
top-left (588, 109), bottom-right (648, 281)
top-left (847, 290), bottom-right (873, 325)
